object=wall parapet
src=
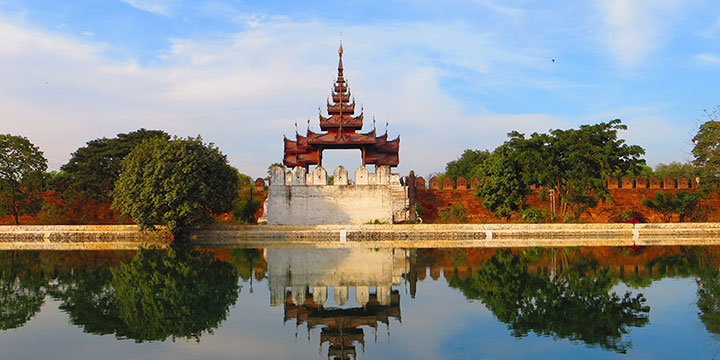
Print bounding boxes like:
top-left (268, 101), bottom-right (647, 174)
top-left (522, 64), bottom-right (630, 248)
top-left (415, 176), bottom-right (703, 191)
top-left (270, 165), bottom-right (403, 187)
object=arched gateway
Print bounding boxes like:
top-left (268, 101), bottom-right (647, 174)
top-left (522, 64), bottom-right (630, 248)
top-left (283, 44), bottom-right (400, 169)
top-left (265, 45), bottom-right (409, 225)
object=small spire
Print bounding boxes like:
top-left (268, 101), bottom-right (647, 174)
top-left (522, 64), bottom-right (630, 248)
top-left (339, 42), bottom-right (343, 55)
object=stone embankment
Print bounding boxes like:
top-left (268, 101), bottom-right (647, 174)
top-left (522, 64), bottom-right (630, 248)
top-left (0, 225), bottom-right (172, 250)
top-left (192, 223), bottom-right (720, 248)
top-left (0, 223), bottom-right (718, 249)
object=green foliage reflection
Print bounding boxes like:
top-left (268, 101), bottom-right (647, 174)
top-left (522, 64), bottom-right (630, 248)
top-left (0, 251), bottom-right (47, 330)
top-left (52, 248), bottom-right (239, 342)
top-left (447, 250), bottom-right (649, 353)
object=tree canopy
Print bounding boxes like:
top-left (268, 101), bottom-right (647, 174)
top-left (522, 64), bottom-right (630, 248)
top-left (692, 107), bottom-right (720, 191)
top-left (444, 149), bottom-right (490, 181)
top-left (112, 136), bottom-right (238, 234)
top-left (58, 129), bottom-right (169, 201)
top-left (0, 134), bottom-right (48, 224)
top-left (474, 120), bottom-right (645, 220)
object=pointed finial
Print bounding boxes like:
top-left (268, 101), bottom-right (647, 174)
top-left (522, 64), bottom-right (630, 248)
top-left (373, 116), bottom-right (376, 130)
top-left (339, 41), bottom-right (343, 55)
top-left (295, 119), bottom-right (298, 134)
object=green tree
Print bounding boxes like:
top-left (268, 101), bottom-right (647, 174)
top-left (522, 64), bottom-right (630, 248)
top-left (693, 107), bottom-right (720, 192)
top-left (0, 134), bottom-right (48, 224)
top-left (58, 129), bottom-right (169, 201)
top-left (445, 149), bottom-right (490, 181)
top-left (474, 143), bottom-right (534, 219)
top-left (113, 136), bottom-right (238, 234)
top-left (233, 173), bottom-right (261, 224)
top-left (642, 191), bottom-right (708, 222)
top-left (652, 162), bottom-right (699, 179)
top-left (475, 120), bottom-right (645, 220)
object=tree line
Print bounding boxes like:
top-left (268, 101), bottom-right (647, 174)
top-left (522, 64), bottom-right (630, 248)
top-left (438, 108), bottom-right (720, 222)
top-left (0, 129), bottom-right (261, 235)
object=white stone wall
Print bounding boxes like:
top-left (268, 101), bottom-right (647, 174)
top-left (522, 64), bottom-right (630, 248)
top-left (267, 165), bottom-right (407, 225)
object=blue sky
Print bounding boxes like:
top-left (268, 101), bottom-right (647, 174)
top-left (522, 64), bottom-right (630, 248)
top-left (1, 0), bottom-right (719, 178)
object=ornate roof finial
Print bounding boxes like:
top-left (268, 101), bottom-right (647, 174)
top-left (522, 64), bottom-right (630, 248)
top-left (339, 41), bottom-right (343, 55)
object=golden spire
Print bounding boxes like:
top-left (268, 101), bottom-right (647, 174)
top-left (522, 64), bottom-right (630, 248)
top-left (339, 42), bottom-right (343, 55)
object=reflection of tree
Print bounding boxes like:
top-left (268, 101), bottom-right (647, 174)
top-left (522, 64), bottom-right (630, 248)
top-left (228, 248), bottom-right (263, 281)
top-left (448, 249), bottom-right (649, 353)
top-left (0, 251), bottom-right (47, 330)
top-left (52, 247), bottom-right (239, 342)
top-left (697, 270), bottom-right (720, 335)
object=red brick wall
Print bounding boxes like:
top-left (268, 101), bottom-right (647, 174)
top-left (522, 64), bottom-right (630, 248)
top-left (416, 176), bottom-right (720, 223)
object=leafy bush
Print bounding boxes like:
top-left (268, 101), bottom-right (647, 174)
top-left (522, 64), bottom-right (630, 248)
top-left (642, 191), bottom-right (708, 222)
top-left (520, 207), bottom-right (550, 223)
top-left (438, 202), bottom-right (468, 223)
top-left (609, 210), bottom-right (648, 224)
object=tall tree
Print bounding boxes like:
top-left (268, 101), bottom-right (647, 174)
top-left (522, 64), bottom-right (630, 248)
top-left (474, 145), bottom-right (533, 219)
top-left (113, 136), bottom-right (238, 234)
top-left (475, 120), bottom-right (645, 220)
top-left (59, 129), bottom-right (169, 201)
top-left (445, 149), bottom-right (490, 181)
top-left (693, 107), bottom-right (720, 192)
top-left (0, 134), bottom-right (48, 224)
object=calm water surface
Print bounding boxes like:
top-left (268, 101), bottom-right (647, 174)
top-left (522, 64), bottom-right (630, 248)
top-left (1, 246), bottom-right (719, 359)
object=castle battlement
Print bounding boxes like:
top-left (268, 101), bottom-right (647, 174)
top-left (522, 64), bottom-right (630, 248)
top-left (270, 165), bottom-right (403, 187)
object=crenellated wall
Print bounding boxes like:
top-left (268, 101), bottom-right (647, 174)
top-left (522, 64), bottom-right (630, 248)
top-left (265, 165), bottom-right (408, 225)
top-left (416, 176), bottom-right (720, 223)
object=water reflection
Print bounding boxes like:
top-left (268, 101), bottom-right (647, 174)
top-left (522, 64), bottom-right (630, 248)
top-left (50, 247), bottom-right (240, 342)
top-left (445, 249), bottom-right (649, 353)
top-left (0, 251), bottom-right (47, 330)
top-left (267, 248), bottom-right (409, 359)
top-left (1, 246), bottom-right (720, 357)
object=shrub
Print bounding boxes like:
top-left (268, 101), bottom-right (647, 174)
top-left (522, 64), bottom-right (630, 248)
top-left (520, 207), bottom-right (550, 223)
top-left (438, 202), bottom-right (468, 223)
top-left (609, 210), bottom-right (648, 224)
top-left (642, 191), bottom-right (708, 222)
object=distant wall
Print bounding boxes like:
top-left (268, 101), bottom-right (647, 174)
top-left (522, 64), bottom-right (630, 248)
top-left (266, 165), bottom-right (408, 225)
top-left (416, 176), bottom-right (720, 223)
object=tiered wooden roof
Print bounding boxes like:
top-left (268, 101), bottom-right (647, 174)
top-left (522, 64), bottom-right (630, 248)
top-left (283, 44), bottom-right (400, 168)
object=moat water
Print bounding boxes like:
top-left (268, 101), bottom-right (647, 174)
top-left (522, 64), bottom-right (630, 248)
top-left (1, 245), bottom-right (719, 359)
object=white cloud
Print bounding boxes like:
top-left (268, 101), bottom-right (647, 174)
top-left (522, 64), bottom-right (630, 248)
top-left (80, 31), bottom-right (94, 37)
top-left (594, 0), bottom-right (685, 67)
top-left (695, 53), bottom-right (720, 64)
top-left (0, 17), bottom-right (570, 177)
top-left (118, 0), bottom-right (176, 16)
